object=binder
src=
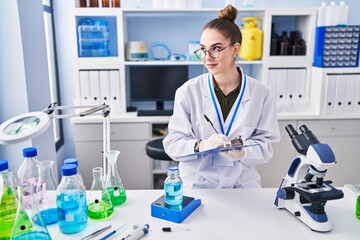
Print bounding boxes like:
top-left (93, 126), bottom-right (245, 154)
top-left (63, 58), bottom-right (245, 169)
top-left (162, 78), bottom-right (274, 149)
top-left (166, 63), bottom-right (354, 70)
top-left (99, 70), bottom-right (110, 106)
top-left (267, 69), bottom-right (278, 102)
top-left (276, 69), bottom-right (287, 110)
top-left (344, 74), bottom-right (356, 114)
top-left (109, 70), bottom-right (121, 114)
top-left (79, 70), bottom-right (91, 105)
top-left (295, 69), bottom-right (307, 104)
top-left (89, 70), bottom-right (100, 105)
top-left (354, 74), bottom-right (360, 114)
top-left (323, 74), bottom-right (336, 115)
top-left (286, 69), bottom-right (297, 105)
top-left (334, 74), bottom-right (347, 115)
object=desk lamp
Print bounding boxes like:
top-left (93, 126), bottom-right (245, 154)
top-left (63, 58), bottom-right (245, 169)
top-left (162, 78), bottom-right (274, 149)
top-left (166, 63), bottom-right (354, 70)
top-left (0, 102), bottom-right (111, 174)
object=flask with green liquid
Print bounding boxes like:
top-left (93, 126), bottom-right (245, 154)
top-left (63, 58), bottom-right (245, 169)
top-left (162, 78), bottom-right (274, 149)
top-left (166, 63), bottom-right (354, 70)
top-left (87, 167), bottom-right (113, 219)
top-left (105, 150), bottom-right (127, 206)
top-left (356, 195), bottom-right (360, 220)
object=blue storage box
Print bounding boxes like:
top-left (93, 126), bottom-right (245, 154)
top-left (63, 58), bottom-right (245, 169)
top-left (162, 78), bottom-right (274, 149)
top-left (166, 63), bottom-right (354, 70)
top-left (78, 20), bottom-right (110, 57)
top-left (313, 25), bottom-right (360, 68)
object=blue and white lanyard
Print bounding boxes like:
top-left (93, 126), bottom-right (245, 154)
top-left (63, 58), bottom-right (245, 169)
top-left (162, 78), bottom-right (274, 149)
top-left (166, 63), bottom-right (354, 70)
top-left (207, 72), bottom-right (247, 137)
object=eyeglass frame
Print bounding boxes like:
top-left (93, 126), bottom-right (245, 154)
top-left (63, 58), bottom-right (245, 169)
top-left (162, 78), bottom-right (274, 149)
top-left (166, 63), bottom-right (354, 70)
top-left (194, 43), bottom-right (233, 60)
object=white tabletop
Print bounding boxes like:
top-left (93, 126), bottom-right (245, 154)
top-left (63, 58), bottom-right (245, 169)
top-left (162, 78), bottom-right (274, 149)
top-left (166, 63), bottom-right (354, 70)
top-left (47, 188), bottom-right (360, 240)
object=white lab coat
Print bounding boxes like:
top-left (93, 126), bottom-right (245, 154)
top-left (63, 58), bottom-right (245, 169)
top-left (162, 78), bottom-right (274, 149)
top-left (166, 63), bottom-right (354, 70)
top-left (163, 70), bottom-right (280, 189)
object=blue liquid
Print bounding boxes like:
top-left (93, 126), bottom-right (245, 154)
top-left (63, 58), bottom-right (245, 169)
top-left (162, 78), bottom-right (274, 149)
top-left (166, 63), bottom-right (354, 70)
top-left (164, 181), bottom-right (183, 206)
top-left (12, 231), bottom-right (52, 240)
top-left (33, 208), bottom-right (58, 226)
top-left (57, 190), bottom-right (87, 234)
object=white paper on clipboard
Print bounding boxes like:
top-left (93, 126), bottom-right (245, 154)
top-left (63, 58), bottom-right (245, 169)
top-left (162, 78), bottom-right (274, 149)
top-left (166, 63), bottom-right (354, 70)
top-left (175, 143), bottom-right (259, 160)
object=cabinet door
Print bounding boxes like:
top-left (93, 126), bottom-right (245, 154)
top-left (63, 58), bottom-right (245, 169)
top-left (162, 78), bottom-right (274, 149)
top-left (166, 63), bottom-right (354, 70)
top-left (299, 119), bottom-right (360, 186)
top-left (257, 120), bottom-right (297, 187)
top-left (111, 140), bottom-right (151, 190)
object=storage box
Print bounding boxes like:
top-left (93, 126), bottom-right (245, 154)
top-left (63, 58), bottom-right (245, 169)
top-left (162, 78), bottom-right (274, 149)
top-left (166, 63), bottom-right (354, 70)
top-left (313, 25), bottom-right (360, 68)
top-left (78, 23), bottom-right (110, 57)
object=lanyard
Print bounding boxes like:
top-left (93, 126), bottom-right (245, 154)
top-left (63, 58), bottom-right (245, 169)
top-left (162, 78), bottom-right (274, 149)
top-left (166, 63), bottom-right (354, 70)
top-left (207, 71), bottom-right (247, 137)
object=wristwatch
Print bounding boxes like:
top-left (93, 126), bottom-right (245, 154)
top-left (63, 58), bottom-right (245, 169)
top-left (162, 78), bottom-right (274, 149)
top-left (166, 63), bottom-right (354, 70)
top-left (194, 140), bottom-right (202, 152)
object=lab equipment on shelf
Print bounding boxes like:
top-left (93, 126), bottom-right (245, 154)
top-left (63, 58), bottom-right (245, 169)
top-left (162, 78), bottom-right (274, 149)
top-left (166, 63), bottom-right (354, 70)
top-left (87, 167), bottom-right (114, 219)
top-left (105, 150), bottom-right (127, 206)
top-left (0, 160), bottom-right (19, 239)
top-left (164, 165), bottom-right (183, 207)
top-left (239, 17), bottom-right (263, 60)
top-left (11, 184), bottom-right (51, 240)
top-left (274, 124), bottom-right (344, 232)
top-left (35, 160), bottom-right (59, 225)
top-left (57, 164), bottom-right (88, 234)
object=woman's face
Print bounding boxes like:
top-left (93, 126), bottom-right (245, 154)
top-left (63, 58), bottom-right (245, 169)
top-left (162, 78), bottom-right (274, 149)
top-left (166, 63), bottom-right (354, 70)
top-left (199, 28), bottom-right (239, 76)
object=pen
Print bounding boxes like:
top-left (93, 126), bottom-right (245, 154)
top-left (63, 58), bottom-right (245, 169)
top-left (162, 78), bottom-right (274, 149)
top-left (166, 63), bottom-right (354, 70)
top-left (99, 224), bottom-right (127, 240)
top-left (121, 224), bottom-right (150, 240)
top-left (80, 225), bottom-right (112, 240)
top-left (204, 114), bottom-right (219, 134)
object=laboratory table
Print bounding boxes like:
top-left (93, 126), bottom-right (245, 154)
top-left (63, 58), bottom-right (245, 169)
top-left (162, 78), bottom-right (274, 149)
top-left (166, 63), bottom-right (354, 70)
top-left (47, 188), bottom-right (360, 240)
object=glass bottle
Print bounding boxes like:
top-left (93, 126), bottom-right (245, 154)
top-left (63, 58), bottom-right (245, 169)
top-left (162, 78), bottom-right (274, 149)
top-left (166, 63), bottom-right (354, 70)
top-left (164, 165), bottom-right (183, 206)
top-left (35, 160), bottom-right (58, 225)
top-left (64, 158), bottom-right (84, 185)
top-left (105, 150), bottom-right (127, 206)
top-left (56, 164), bottom-right (87, 234)
top-left (0, 160), bottom-right (22, 240)
top-left (18, 148), bottom-right (40, 208)
top-left (87, 167), bottom-right (114, 219)
top-left (11, 184), bottom-right (51, 240)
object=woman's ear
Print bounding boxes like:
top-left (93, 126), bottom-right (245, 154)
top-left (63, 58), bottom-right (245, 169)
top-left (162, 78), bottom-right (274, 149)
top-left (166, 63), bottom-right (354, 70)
top-left (233, 43), bottom-right (240, 57)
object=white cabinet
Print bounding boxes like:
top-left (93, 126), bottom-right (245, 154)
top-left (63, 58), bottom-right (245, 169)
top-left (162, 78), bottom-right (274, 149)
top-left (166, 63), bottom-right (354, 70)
top-left (73, 121), bottom-right (152, 189)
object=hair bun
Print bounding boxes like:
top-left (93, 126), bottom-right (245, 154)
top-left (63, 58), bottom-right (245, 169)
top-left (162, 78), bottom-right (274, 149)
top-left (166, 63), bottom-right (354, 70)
top-left (218, 4), bottom-right (238, 23)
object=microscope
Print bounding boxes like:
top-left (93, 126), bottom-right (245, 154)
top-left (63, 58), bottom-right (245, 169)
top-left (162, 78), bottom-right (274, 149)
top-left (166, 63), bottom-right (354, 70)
top-left (274, 124), bottom-right (343, 232)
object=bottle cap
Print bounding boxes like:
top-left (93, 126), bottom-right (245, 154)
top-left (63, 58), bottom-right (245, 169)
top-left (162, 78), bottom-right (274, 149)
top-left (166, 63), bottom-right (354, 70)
top-left (23, 147), bottom-right (37, 157)
top-left (0, 160), bottom-right (8, 171)
top-left (167, 165), bottom-right (178, 171)
top-left (64, 158), bottom-right (79, 166)
top-left (61, 164), bottom-right (78, 176)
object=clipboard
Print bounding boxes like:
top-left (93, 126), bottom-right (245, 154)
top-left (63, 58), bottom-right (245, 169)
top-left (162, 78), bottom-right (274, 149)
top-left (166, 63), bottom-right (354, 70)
top-left (175, 143), bottom-right (259, 159)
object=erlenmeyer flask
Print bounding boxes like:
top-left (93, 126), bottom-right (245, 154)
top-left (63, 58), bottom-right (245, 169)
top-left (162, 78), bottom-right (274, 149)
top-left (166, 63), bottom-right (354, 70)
top-left (105, 150), bottom-right (127, 206)
top-left (87, 167), bottom-right (114, 219)
top-left (35, 160), bottom-right (58, 225)
top-left (11, 184), bottom-right (51, 240)
top-left (0, 160), bottom-right (23, 240)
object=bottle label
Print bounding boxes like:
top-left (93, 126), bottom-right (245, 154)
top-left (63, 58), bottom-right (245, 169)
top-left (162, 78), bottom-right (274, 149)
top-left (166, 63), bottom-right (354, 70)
top-left (65, 213), bottom-right (74, 222)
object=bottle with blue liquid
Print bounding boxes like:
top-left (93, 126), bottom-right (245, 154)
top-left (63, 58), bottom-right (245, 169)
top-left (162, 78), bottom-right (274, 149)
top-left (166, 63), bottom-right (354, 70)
top-left (57, 164), bottom-right (87, 234)
top-left (164, 165), bottom-right (183, 207)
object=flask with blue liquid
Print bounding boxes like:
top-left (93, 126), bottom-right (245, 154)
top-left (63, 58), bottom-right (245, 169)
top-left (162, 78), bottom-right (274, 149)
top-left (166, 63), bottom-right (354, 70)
top-left (164, 165), bottom-right (183, 207)
top-left (56, 164), bottom-right (87, 234)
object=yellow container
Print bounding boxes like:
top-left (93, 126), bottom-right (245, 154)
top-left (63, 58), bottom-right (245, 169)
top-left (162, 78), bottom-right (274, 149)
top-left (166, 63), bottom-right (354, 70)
top-left (239, 17), bottom-right (263, 61)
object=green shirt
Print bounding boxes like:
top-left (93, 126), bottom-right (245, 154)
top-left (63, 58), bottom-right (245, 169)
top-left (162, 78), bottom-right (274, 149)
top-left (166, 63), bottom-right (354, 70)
top-left (213, 73), bottom-right (242, 121)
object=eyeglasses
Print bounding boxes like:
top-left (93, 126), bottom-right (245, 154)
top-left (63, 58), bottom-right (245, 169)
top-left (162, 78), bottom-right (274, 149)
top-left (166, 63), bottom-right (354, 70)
top-left (194, 44), bottom-right (232, 60)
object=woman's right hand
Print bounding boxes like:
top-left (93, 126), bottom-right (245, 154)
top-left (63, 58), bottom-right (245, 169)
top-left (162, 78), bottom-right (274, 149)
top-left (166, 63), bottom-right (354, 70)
top-left (199, 134), bottom-right (229, 152)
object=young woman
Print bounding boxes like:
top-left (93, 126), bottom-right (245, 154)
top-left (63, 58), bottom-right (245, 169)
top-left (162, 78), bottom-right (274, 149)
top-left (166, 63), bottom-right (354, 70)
top-left (163, 5), bottom-right (280, 189)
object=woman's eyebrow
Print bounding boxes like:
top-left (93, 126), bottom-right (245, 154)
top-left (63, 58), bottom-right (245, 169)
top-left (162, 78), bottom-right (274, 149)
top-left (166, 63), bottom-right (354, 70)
top-left (199, 42), bottom-right (223, 47)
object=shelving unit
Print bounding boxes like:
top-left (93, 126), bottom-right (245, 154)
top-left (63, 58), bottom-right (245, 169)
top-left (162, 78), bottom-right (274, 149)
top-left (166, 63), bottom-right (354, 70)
top-left (70, 7), bottom-right (360, 189)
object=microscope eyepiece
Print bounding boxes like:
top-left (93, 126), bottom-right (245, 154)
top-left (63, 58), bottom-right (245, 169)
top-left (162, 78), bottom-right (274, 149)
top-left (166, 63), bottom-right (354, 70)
top-left (285, 124), bottom-right (298, 139)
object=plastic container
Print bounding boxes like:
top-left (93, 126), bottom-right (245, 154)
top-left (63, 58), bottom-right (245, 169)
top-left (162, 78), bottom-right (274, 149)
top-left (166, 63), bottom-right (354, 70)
top-left (78, 20), bottom-right (110, 57)
top-left (325, 1), bottom-right (339, 26)
top-left (56, 164), bottom-right (87, 234)
top-left (239, 17), bottom-right (263, 60)
top-left (87, 167), bottom-right (114, 219)
top-left (164, 165), bottom-right (183, 206)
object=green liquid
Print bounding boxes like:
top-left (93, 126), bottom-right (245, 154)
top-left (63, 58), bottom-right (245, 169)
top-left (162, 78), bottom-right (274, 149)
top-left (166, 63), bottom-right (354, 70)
top-left (356, 195), bottom-right (360, 220)
top-left (87, 201), bottom-right (114, 219)
top-left (0, 186), bottom-right (18, 239)
top-left (106, 187), bottom-right (126, 206)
